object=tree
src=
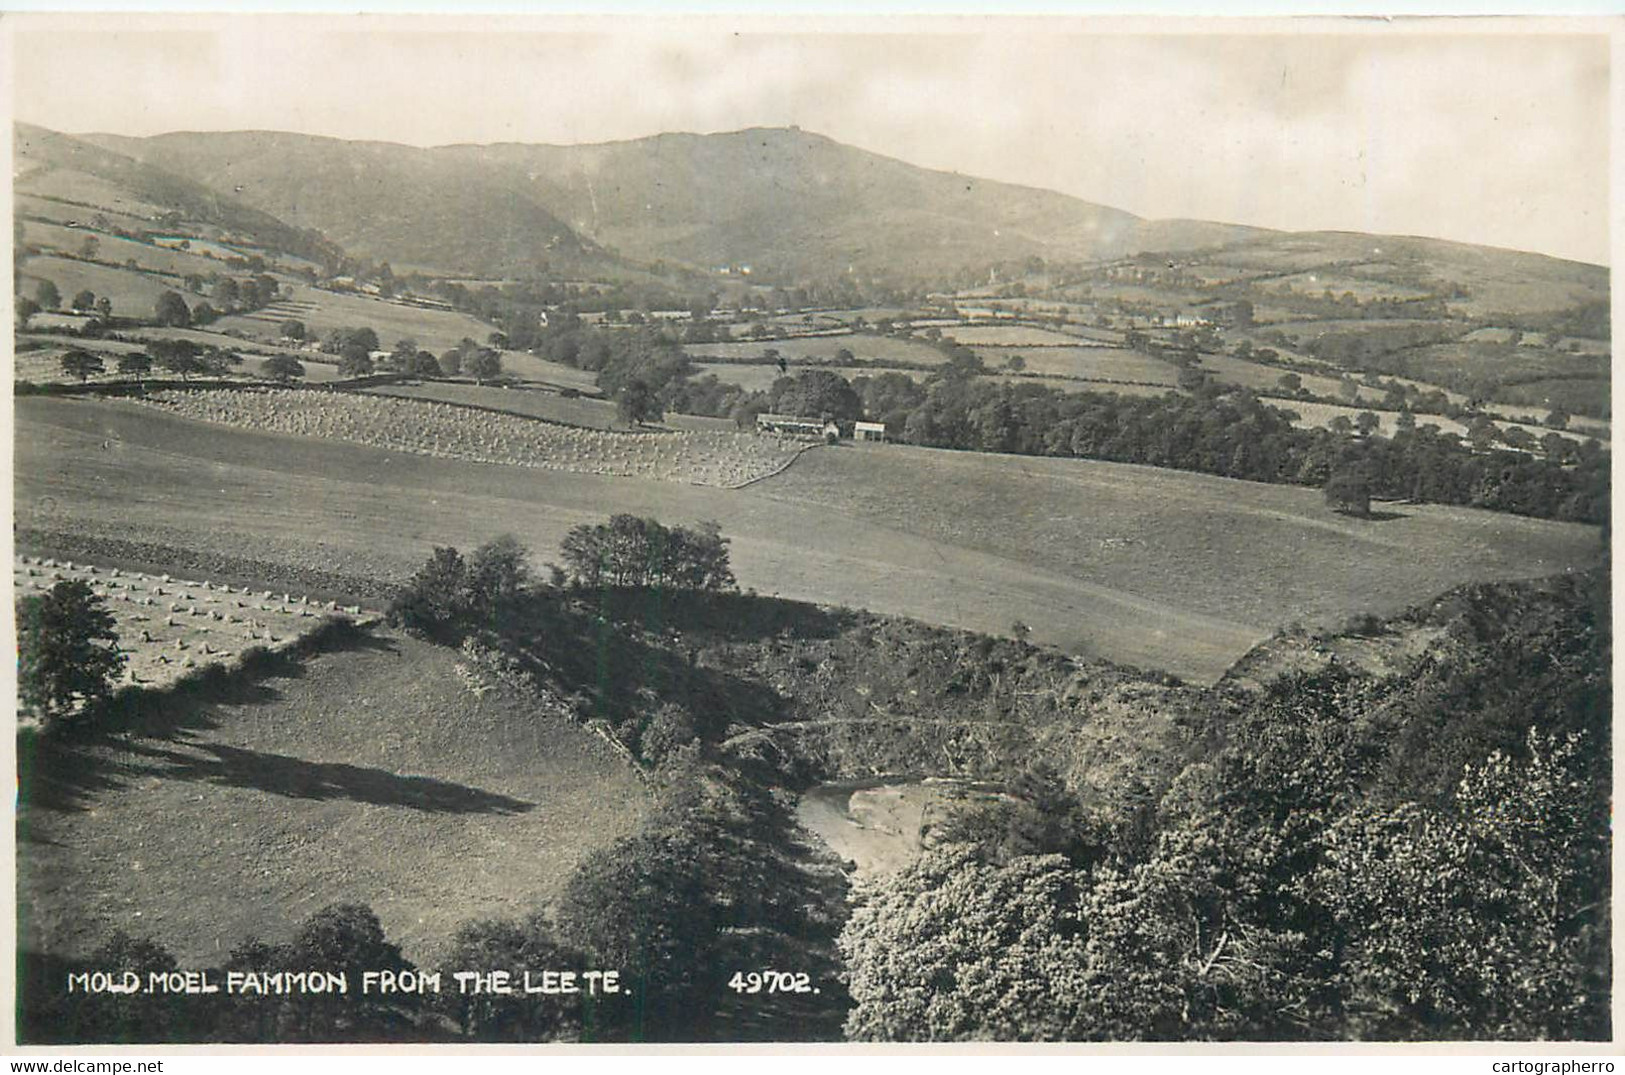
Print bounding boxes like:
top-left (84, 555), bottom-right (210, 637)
top-left (1324, 470), bottom-right (1372, 517)
top-left (409, 350), bottom-right (441, 378)
top-left (1545, 408), bottom-right (1571, 431)
top-left (71, 289), bottom-right (97, 311)
top-left (150, 338), bottom-right (206, 381)
top-left (435, 916), bottom-right (583, 1041)
top-left (116, 353), bottom-right (153, 382)
top-left (1318, 730), bottom-right (1608, 1039)
top-left (1354, 411), bottom-right (1381, 437)
top-left (16, 295), bottom-right (41, 328)
top-left (439, 349), bottom-right (463, 376)
top-left (388, 536), bottom-right (533, 640)
top-left (1276, 372), bottom-right (1302, 394)
top-left (466, 349), bottom-right (503, 384)
top-left (1007, 354), bottom-right (1027, 372)
top-left (153, 290), bottom-right (191, 327)
top-left (841, 847), bottom-right (1094, 1041)
top-left (344, 326), bottom-right (380, 353)
top-left (60, 349), bottom-right (104, 382)
top-left (95, 296), bottom-right (112, 319)
top-left (388, 547), bottom-right (472, 641)
top-left (262, 355), bottom-right (306, 383)
top-left (17, 579), bottom-right (125, 724)
top-left (617, 379), bottom-right (662, 426)
top-left (281, 903), bottom-right (415, 1041)
top-left (190, 302), bottom-right (220, 327)
top-left (280, 319), bottom-right (307, 341)
top-left (338, 343), bottom-right (375, 378)
top-left (772, 369), bottom-right (862, 421)
top-left (559, 515), bottom-right (735, 592)
top-left (35, 278), bottom-right (61, 309)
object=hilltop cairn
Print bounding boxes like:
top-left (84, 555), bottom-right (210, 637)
top-left (138, 388), bottom-right (806, 488)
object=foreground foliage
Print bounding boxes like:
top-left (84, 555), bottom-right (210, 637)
top-left (838, 573), bottom-right (1611, 1041)
top-left (17, 579), bottom-right (125, 725)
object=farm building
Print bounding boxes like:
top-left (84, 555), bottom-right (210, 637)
top-left (854, 421), bottom-right (887, 442)
top-left (757, 413), bottom-right (840, 439)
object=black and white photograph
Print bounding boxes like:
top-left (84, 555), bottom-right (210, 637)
top-left (5, 13), bottom-right (1614, 1049)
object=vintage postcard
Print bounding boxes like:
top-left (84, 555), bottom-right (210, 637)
top-left (4, 12), bottom-right (1614, 1054)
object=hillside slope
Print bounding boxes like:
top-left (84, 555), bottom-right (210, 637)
top-left (85, 129), bottom-right (600, 276)
top-left (15, 124), bottom-right (339, 264)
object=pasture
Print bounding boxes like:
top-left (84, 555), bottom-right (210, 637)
top-left (20, 220), bottom-right (227, 280)
top-left (999, 345), bottom-right (1178, 384)
top-left (15, 169), bottom-right (171, 220)
top-left (945, 324), bottom-right (1088, 347)
top-left (17, 193), bottom-right (157, 233)
top-left (17, 627), bottom-right (650, 965)
top-left (212, 283), bottom-right (499, 353)
top-left (683, 333), bottom-right (944, 366)
top-left (18, 256), bottom-right (180, 316)
top-left (17, 397), bottom-right (1601, 684)
top-left (751, 441), bottom-right (1601, 670)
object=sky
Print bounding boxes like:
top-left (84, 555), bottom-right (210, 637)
top-left (5, 15), bottom-right (1613, 264)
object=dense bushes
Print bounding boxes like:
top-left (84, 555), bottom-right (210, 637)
top-left (387, 535), bottom-right (532, 641)
top-left (838, 572), bottom-right (1612, 1041)
top-left (559, 515), bottom-right (735, 592)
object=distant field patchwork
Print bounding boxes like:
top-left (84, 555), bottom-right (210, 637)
top-left (213, 283), bottom-right (499, 353)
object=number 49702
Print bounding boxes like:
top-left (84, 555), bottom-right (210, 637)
top-left (727, 971), bottom-right (817, 995)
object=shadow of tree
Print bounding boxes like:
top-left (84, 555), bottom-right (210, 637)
top-left (17, 623), bottom-right (406, 816)
top-left (116, 740), bottom-right (533, 814)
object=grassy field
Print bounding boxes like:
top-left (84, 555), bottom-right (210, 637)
top-left (487, 351), bottom-right (602, 392)
top-left (1001, 346), bottom-right (1178, 384)
top-left (750, 441), bottom-right (1602, 671)
top-left (1258, 397), bottom-right (1606, 448)
top-left (16, 334), bottom-right (347, 386)
top-left (20, 220), bottom-right (226, 280)
top-left (18, 627), bottom-right (649, 964)
top-left (15, 169), bottom-right (171, 220)
top-left (684, 334), bottom-right (944, 366)
top-left (945, 324), bottom-right (1084, 347)
top-left (17, 398), bottom-right (1601, 683)
top-left (212, 283), bottom-right (498, 353)
top-left (985, 374), bottom-right (1174, 398)
top-left (19, 256), bottom-right (180, 316)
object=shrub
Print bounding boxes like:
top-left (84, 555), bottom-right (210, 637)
top-left (389, 536), bottom-right (534, 641)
